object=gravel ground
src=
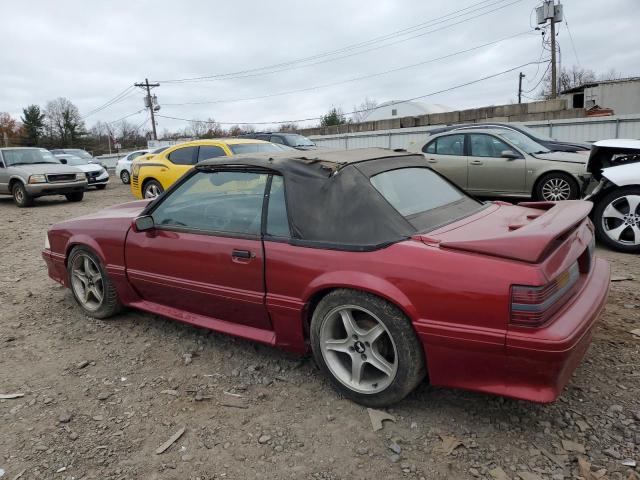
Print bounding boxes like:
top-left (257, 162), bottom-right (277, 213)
top-left (0, 182), bottom-right (639, 480)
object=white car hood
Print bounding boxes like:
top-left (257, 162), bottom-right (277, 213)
top-left (602, 162), bottom-right (640, 187)
top-left (74, 163), bottom-right (104, 173)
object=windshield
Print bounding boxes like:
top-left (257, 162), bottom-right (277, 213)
top-left (65, 149), bottom-right (93, 159)
top-left (63, 156), bottom-right (91, 166)
top-left (230, 143), bottom-right (284, 155)
top-left (370, 167), bottom-right (483, 231)
top-left (513, 124), bottom-right (555, 142)
top-left (3, 148), bottom-right (60, 166)
top-left (283, 134), bottom-right (315, 147)
top-left (497, 130), bottom-right (550, 154)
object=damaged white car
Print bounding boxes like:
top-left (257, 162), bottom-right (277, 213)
top-left (586, 139), bottom-right (640, 253)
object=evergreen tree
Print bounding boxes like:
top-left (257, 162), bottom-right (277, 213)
top-left (20, 105), bottom-right (45, 146)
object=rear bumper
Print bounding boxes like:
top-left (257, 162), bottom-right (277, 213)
top-left (503, 257), bottom-right (610, 402)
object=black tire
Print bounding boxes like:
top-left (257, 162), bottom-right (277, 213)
top-left (65, 192), bottom-right (84, 202)
top-left (67, 247), bottom-right (122, 319)
top-left (95, 184), bottom-right (107, 190)
top-left (534, 172), bottom-right (579, 201)
top-left (142, 179), bottom-right (164, 199)
top-left (120, 170), bottom-right (131, 184)
top-left (310, 289), bottom-right (426, 407)
top-left (12, 182), bottom-right (34, 208)
top-left (593, 186), bottom-right (640, 254)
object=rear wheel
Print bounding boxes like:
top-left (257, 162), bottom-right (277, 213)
top-left (67, 247), bottom-right (122, 319)
top-left (593, 186), bottom-right (640, 253)
top-left (143, 179), bottom-right (163, 199)
top-left (535, 172), bottom-right (579, 201)
top-left (120, 170), bottom-right (130, 184)
top-left (12, 182), bottom-right (34, 207)
top-left (65, 192), bottom-right (84, 202)
top-left (310, 289), bottom-right (425, 407)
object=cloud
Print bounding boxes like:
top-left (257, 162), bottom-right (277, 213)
top-left (1, 0), bottom-right (638, 132)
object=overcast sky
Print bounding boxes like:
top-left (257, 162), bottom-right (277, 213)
top-left (2, 0), bottom-right (639, 133)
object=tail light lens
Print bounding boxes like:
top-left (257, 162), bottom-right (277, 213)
top-left (510, 262), bottom-right (580, 327)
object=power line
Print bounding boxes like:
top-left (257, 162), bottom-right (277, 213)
top-left (157, 0), bottom-right (524, 84)
top-left (156, 60), bottom-right (548, 126)
top-left (82, 85), bottom-right (136, 119)
top-left (563, 12), bottom-right (580, 66)
top-left (162, 30), bottom-right (532, 107)
top-left (107, 109), bottom-right (145, 125)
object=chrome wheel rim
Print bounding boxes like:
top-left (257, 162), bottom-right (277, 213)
top-left (144, 183), bottom-right (161, 199)
top-left (14, 187), bottom-right (24, 203)
top-left (319, 305), bottom-right (398, 394)
top-left (541, 178), bottom-right (571, 201)
top-left (121, 171), bottom-right (130, 183)
top-left (602, 194), bottom-right (640, 246)
top-left (70, 254), bottom-right (104, 311)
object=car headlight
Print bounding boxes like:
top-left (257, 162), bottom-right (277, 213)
top-left (44, 233), bottom-right (50, 250)
top-left (75, 173), bottom-right (86, 181)
top-left (28, 174), bottom-right (47, 184)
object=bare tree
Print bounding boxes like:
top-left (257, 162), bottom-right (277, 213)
top-left (43, 97), bottom-right (85, 146)
top-left (351, 97), bottom-right (378, 123)
top-left (278, 122), bottom-right (298, 132)
top-left (188, 120), bottom-right (209, 138)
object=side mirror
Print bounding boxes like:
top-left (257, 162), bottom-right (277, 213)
top-left (133, 215), bottom-right (155, 232)
top-left (501, 150), bottom-right (519, 160)
top-left (59, 158), bottom-right (68, 164)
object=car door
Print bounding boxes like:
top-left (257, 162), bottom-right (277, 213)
top-left (420, 134), bottom-right (468, 188)
top-left (125, 169), bottom-right (272, 331)
top-left (466, 133), bottom-right (526, 195)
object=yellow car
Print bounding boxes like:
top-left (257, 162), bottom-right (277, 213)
top-left (130, 139), bottom-right (285, 199)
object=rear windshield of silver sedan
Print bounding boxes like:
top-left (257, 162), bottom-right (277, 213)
top-left (370, 167), bottom-right (484, 230)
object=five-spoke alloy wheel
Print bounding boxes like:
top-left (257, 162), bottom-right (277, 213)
top-left (594, 187), bottom-right (640, 253)
top-left (311, 289), bottom-right (425, 407)
top-left (143, 180), bottom-right (163, 199)
top-left (67, 247), bottom-right (122, 318)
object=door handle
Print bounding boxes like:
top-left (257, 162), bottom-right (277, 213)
top-left (427, 158), bottom-right (438, 164)
top-left (232, 249), bottom-right (254, 259)
top-left (470, 160), bottom-right (483, 166)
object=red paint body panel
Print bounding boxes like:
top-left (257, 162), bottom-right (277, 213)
top-left (43, 198), bottom-right (611, 403)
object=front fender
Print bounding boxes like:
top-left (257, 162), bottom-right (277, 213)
top-left (601, 162), bottom-right (640, 187)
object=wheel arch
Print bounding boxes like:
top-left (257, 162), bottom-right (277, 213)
top-left (301, 272), bottom-right (420, 338)
top-left (8, 176), bottom-right (25, 192)
top-left (64, 237), bottom-right (107, 267)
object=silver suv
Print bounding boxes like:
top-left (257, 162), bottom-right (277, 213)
top-left (0, 147), bottom-right (87, 207)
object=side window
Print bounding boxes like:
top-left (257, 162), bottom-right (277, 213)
top-left (434, 134), bottom-right (465, 156)
top-left (422, 141), bottom-right (436, 154)
top-left (167, 146), bottom-right (197, 165)
top-left (469, 134), bottom-right (511, 157)
top-left (152, 171), bottom-right (268, 236)
top-left (130, 152), bottom-right (145, 161)
top-left (270, 136), bottom-right (285, 145)
top-left (197, 145), bottom-right (226, 162)
top-left (266, 176), bottom-right (290, 238)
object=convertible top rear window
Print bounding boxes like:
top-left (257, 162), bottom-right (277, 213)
top-left (370, 167), bottom-right (484, 231)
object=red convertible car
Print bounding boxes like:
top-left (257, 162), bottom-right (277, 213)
top-left (43, 148), bottom-right (610, 406)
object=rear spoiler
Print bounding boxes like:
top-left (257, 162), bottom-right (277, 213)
top-left (438, 201), bottom-right (593, 263)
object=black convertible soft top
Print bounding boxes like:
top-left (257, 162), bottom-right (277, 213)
top-left (195, 148), bottom-right (477, 251)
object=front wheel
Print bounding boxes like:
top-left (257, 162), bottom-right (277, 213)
top-left (120, 170), bottom-right (131, 184)
top-left (593, 186), bottom-right (640, 253)
top-left (65, 192), bottom-right (84, 202)
top-left (67, 247), bottom-right (122, 319)
top-left (12, 182), bottom-right (34, 207)
top-left (310, 289), bottom-right (425, 407)
top-left (143, 179), bottom-right (163, 199)
top-left (534, 172), bottom-right (579, 201)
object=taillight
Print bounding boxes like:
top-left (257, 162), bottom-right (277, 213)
top-left (510, 262), bottom-right (580, 327)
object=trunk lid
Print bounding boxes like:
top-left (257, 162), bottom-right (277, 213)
top-left (419, 201), bottom-right (593, 264)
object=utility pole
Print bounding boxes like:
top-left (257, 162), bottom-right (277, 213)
top-left (518, 72), bottom-right (525, 103)
top-left (536, 1), bottom-right (563, 98)
top-left (134, 78), bottom-right (160, 140)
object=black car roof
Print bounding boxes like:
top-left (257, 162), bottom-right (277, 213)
top-left (194, 148), bottom-right (431, 250)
